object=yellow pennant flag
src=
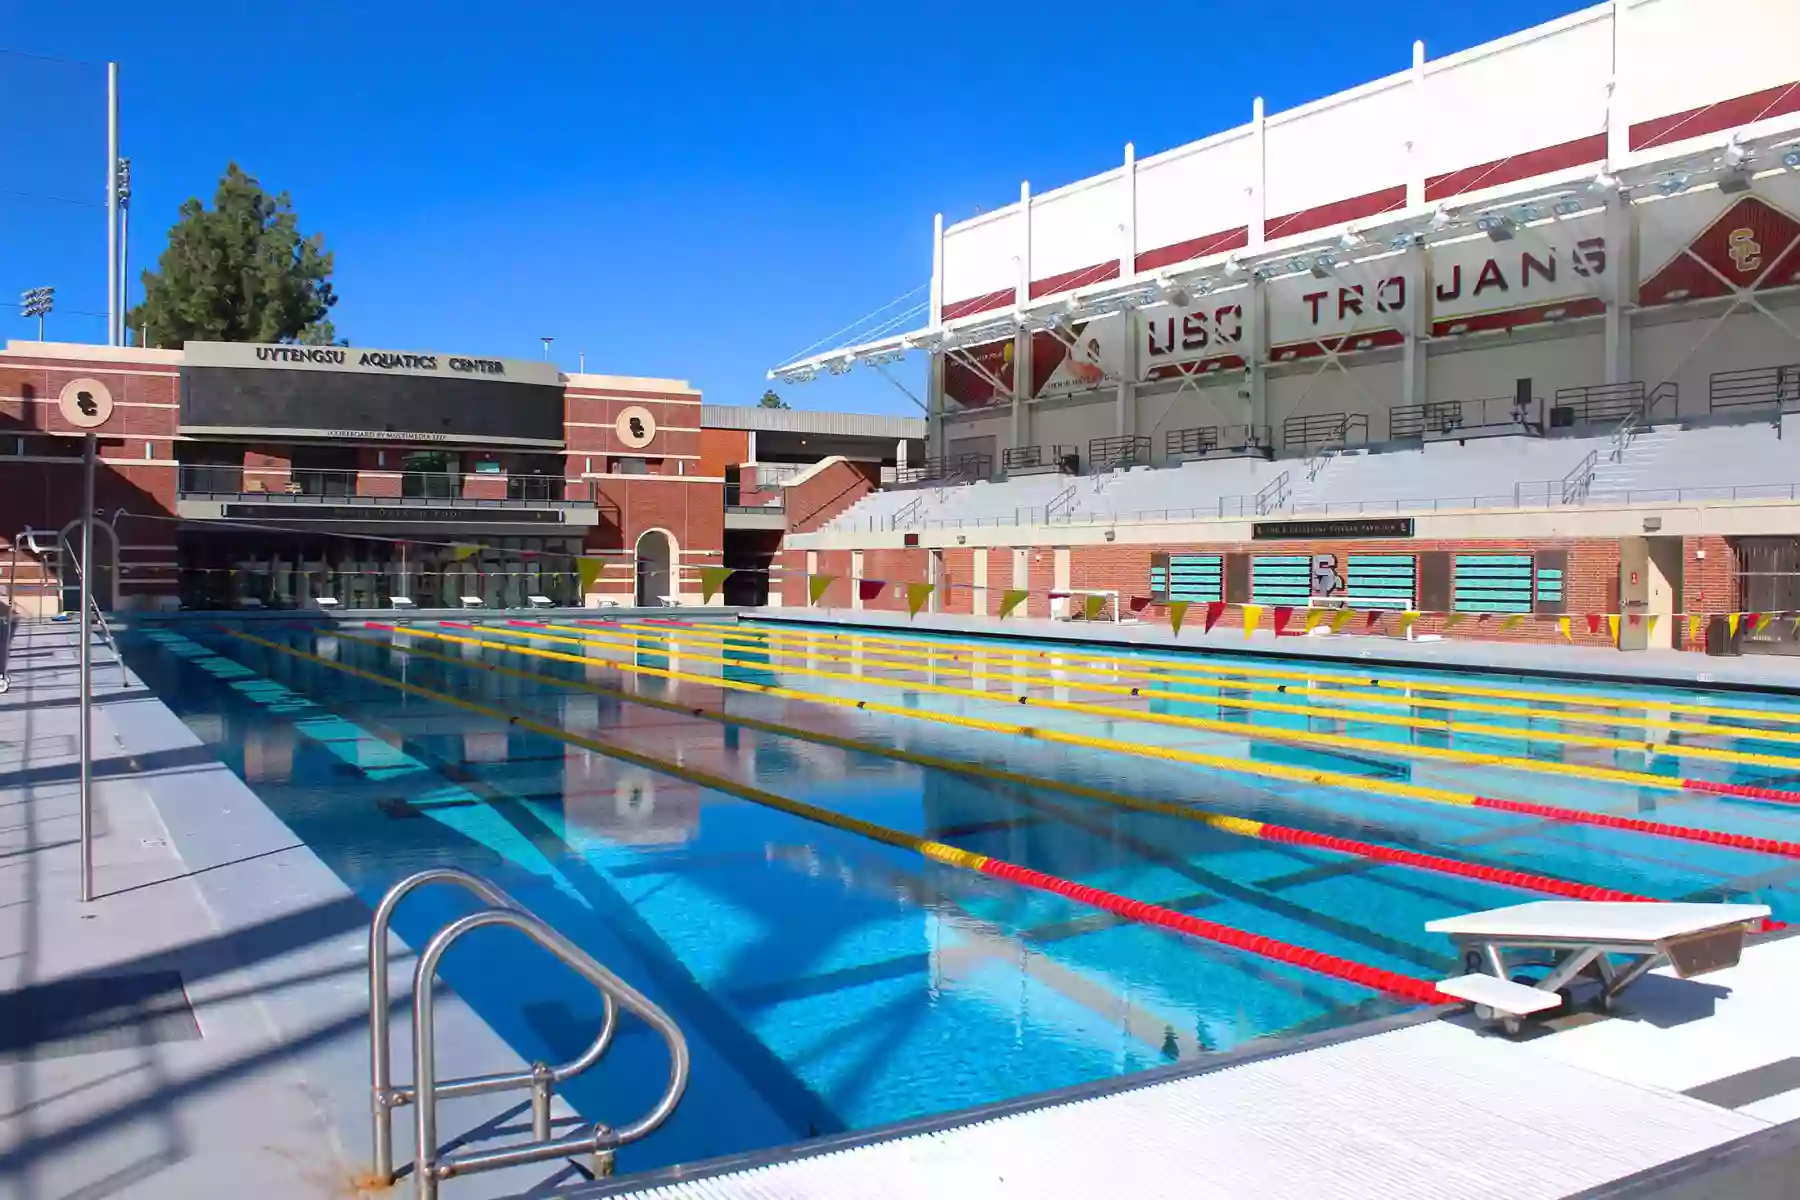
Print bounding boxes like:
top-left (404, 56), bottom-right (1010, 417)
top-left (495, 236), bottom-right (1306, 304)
top-left (808, 574), bottom-right (835, 606)
top-left (999, 589), bottom-right (1029, 618)
top-left (1499, 613), bottom-right (1526, 631)
top-left (698, 566), bottom-right (734, 603)
top-left (1168, 600), bottom-right (1191, 636)
top-left (1557, 616), bottom-right (1572, 641)
top-left (905, 582), bottom-right (934, 616)
top-left (1241, 604), bottom-right (1264, 637)
top-left (1082, 594), bottom-right (1107, 622)
top-left (452, 544), bottom-right (481, 562)
top-left (1644, 614), bottom-right (1659, 641)
top-left (1688, 614), bottom-right (1704, 645)
top-left (577, 557), bottom-right (603, 594)
top-left (1396, 611), bottom-right (1420, 637)
top-left (1441, 612), bottom-right (1466, 632)
top-left (1607, 614), bottom-right (1620, 644)
top-left (1728, 612), bottom-right (1741, 636)
top-left (1302, 608), bottom-right (1329, 633)
top-left (1330, 608), bottom-right (1354, 632)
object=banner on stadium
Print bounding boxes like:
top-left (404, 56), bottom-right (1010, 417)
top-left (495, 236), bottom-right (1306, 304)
top-left (1137, 292), bottom-right (1249, 382)
top-left (1636, 176), bottom-right (1800, 310)
top-left (1427, 209), bottom-right (1609, 336)
top-left (1031, 315), bottom-right (1125, 398)
top-left (1265, 256), bottom-right (1408, 360)
top-left (942, 337), bottom-right (1015, 408)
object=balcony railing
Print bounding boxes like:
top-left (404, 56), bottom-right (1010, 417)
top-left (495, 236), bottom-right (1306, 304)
top-left (1001, 444), bottom-right (1079, 475)
top-left (1710, 363), bottom-right (1800, 418)
top-left (178, 466), bottom-right (592, 507)
top-left (1389, 396), bottom-right (1537, 440)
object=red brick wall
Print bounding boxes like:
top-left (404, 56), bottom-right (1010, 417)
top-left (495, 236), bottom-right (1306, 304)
top-left (787, 460), bottom-right (880, 533)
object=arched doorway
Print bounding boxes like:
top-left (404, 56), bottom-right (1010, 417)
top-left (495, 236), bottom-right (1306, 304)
top-left (58, 520), bottom-right (118, 613)
top-left (635, 529), bottom-right (674, 607)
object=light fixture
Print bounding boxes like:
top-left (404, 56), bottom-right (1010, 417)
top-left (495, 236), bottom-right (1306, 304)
top-left (1656, 171), bottom-right (1691, 196)
top-left (1784, 148), bottom-right (1800, 170)
top-left (1338, 229), bottom-right (1363, 252)
top-left (1388, 232), bottom-right (1413, 251)
top-left (1223, 255), bottom-right (1245, 278)
top-left (1251, 265), bottom-right (1274, 282)
top-left (1427, 206), bottom-right (1452, 231)
top-left (1552, 197), bottom-right (1585, 217)
top-left (1286, 257), bottom-right (1309, 276)
top-left (1589, 170), bottom-right (1620, 192)
top-left (1445, 322), bottom-right (1470, 336)
top-left (1542, 307), bottom-right (1568, 322)
top-left (826, 354), bottom-right (855, 376)
top-left (1663, 287), bottom-right (1691, 301)
top-left (1515, 203), bottom-right (1542, 223)
top-left (1476, 214), bottom-right (1515, 241)
top-left (1310, 254), bottom-right (1336, 279)
top-left (1192, 277), bottom-right (1215, 296)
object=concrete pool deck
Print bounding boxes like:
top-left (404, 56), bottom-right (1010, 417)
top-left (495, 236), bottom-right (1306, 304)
top-left (5, 610), bottom-right (1797, 1198)
top-left (749, 607), bottom-right (1800, 692)
top-left (0, 620), bottom-right (588, 1199)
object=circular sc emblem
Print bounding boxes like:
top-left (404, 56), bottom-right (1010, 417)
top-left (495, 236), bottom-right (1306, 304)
top-left (58, 377), bottom-right (115, 429)
top-left (615, 405), bottom-right (657, 449)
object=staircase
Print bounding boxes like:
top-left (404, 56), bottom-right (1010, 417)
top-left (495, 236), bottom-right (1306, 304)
top-left (1583, 427), bottom-right (1684, 501)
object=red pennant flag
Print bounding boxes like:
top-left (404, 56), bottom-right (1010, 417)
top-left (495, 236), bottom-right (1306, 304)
top-left (1048, 590), bottom-right (1071, 600)
top-left (1747, 612), bottom-right (1764, 634)
top-left (1586, 613), bottom-right (1602, 636)
top-left (1365, 610), bottom-right (1382, 630)
top-left (1272, 606), bottom-right (1293, 636)
top-left (1628, 613), bottom-right (1641, 627)
top-left (1129, 596), bottom-right (1154, 613)
top-left (1203, 601), bottom-right (1226, 633)
top-left (1476, 613), bottom-right (1490, 623)
top-left (858, 579), bottom-right (885, 602)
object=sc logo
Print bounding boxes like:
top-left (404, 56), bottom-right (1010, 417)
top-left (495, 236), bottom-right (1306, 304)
top-left (58, 377), bottom-right (115, 429)
top-left (614, 405), bottom-right (657, 449)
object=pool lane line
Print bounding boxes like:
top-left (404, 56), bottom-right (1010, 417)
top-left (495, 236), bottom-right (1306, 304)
top-left (222, 627), bottom-right (1449, 1007)
top-left (396, 621), bottom-right (1800, 862)
top-left (703, 617), bottom-right (1800, 729)
top-left (598, 621), bottom-right (1800, 775)
top-left (620, 620), bottom-right (1800, 750)
top-left (505, 619), bottom-right (1800, 812)
top-left (332, 625), bottom-right (1705, 921)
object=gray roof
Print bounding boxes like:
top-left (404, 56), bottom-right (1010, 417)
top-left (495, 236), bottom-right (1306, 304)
top-left (702, 405), bottom-right (925, 439)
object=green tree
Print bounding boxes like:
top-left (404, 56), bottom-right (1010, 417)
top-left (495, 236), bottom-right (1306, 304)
top-left (129, 163), bottom-right (339, 347)
top-left (757, 388), bottom-right (789, 409)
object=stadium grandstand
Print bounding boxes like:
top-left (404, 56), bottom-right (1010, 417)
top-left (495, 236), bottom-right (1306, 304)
top-left (768, 0), bottom-right (1800, 654)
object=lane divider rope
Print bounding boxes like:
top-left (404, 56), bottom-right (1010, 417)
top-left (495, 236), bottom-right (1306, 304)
top-left (517, 619), bottom-right (1800, 813)
top-left (411, 620), bottom-right (1800, 861)
top-left (600, 620), bottom-right (1800, 776)
top-left (340, 624), bottom-right (1717, 917)
top-left (224, 626), bottom-right (1448, 1005)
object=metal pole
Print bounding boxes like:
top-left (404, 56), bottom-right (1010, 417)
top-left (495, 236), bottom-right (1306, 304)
top-left (106, 62), bottom-right (120, 346)
top-left (79, 434), bottom-right (96, 902)
top-left (118, 163), bottom-right (130, 338)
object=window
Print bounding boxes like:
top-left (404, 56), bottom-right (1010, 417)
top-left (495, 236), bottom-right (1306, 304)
top-left (1454, 554), bottom-right (1535, 613)
top-left (1150, 554), bottom-right (1223, 602)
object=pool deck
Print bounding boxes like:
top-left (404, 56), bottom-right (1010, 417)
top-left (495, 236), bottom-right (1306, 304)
top-left (750, 607), bottom-right (1800, 692)
top-left (0, 620), bottom-right (588, 1199)
top-left (5, 610), bottom-right (1798, 1198)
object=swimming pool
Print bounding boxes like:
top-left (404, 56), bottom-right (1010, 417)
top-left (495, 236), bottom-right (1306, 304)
top-left (119, 616), bottom-right (1800, 1174)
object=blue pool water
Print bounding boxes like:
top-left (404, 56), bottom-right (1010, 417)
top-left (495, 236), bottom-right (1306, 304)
top-left (120, 617), bottom-right (1800, 1173)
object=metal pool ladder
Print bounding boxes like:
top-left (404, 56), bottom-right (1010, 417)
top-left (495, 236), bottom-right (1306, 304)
top-left (368, 868), bottom-right (691, 1198)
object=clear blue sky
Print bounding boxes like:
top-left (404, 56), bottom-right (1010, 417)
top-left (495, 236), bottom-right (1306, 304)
top-left (2, 1), bottom-right (1585, 416)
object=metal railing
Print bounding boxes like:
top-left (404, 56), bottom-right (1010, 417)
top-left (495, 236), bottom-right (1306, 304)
top-left (1, 529), bottom-right (126, 694)
top-left (888, 495), bottom-right (924, 529)
top-left (178, 466), bottom-right (582, 507)
top-left (1045, 483), bottom-right (1079, 522)
top-left (1554, 449), bottom-right (1600, 505)
top-left (1710, 363), bottom-right (1800, 420)
top-left (1164, 426), bottom-right (1219, 459)
top-left (892, 453), bottom-right (993, 486)
top-left (369, 868), bottom-right (688, 1198)
top-left (1281, 412), bottom-right (1368, 453)
top-left (1388, 396), bottom-right (1535, 441)
top-left (1088, 435), bottom-right (1152, 471)
top-left (1001, 444), bottom-right (1079, 475)
top-left (1254, 470), bottom-right (1291, 515)
top-left (1548, 381), bottom-right (1675, 432)
top-left (1606, 382), bottom-right (1678, 464)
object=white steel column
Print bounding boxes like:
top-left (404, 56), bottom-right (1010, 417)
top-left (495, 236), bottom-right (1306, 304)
top-left (1011, 181), bottom-right (1032, 453)
top-left (1406, 41), bottom-right (1426, 211)
top-left (1247, 96), bottom-right (1269, 442)
top-left (106, 63), bottom-right (120, 346)
top-left (1249, 97), bottom-right (1267, 251)
top-left (1605, 195), bottom-right (1635, 384)
top-left (1402, 241), bottom-right (1430, 412)
top-left (928, 213), bottom-right (947, 459)
top-left (1116, 142), bottom-right (1137, 438)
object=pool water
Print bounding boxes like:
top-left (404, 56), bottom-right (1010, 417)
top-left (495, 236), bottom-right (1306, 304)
top-left (120, 617), bottom-right (1800, 1173)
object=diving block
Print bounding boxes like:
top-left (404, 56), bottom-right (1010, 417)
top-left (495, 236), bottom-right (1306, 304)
top-left (390, 596), bottom-right (416, 611)
top-left (527, 594), bottom-right (554, 609)
top-left (460, 595), bottom-right (485, 609)
top-left (315, 596), bottom-right (341, 611)
top-left (1427, 900), bottom-right (1771, 1034)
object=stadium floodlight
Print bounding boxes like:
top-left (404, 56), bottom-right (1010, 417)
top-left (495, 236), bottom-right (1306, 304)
top-left (1589, 170), bottom-right (1620, 193)
top-left (1427, 205), bottom-right (1453, 232)
top-left (1515, 203), bottom-right (1542, 223)
top-left (1338, 229), bottom-right (1364, 252)
top-left (20, 286), bottom-right (54, 339)
top-left (1156, 275), bottom-right (1193, 308)
top-left (1656, 171), bottom-right (1691, 196)
top-left (1310, 254), bottom-right (1336, 279)
top-left (1476, 213), bottom-right (1515, 241)
top-left (1722, 133), bottom-right (1749, 171)
top-left (1784, 148), bottom-right (1800, 170)
top-left (1222, 255), bottom-right (1246, 278)
top-left (826, 353), bottom-right (855, 376)
top-left (1251, 265), bottom-right (1274, 283)
top-left (1552, 197), bottom-right (1586, 217)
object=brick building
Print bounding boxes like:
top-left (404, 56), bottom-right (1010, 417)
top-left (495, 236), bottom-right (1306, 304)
top-left (0, 340), bottom-right (919, 614)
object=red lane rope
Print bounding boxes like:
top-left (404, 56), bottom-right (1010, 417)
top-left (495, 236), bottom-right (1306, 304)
top-left (975, 858), bottom-right (1448, 1004)
top-left (1683, 779), bottom-right (1800, 807)
top-left (1475, 795), bottom-right (1800, 858)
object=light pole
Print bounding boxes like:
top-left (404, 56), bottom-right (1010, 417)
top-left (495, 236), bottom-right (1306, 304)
top-left (106, 61), bottom-right (119, 346)
top-left (539, 336), bottom-right (554, 361)
top-left (117, 158), bottom-right (132, 340)
top-left (21, 287), bottom-right (54, 340)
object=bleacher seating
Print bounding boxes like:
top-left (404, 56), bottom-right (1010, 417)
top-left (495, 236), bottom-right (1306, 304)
top-left (825, 412), bottom-right (1800, 533)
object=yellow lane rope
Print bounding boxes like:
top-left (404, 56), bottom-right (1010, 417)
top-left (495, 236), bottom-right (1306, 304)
top-left (613, 619), bottom-right (1800, 748)
top-left (221, 627), bottom-right (1451, 1004)
top-left (323, 626), bottom-right (1684, 909)
top-left (703, 616), bottom-right (1800, 728)
top-left (508, 620), bottom-right (1799, 798)
top-left (371, 621), bottom-right (1800, 859)
top-left (597, 620), bottom-right (1800, 772)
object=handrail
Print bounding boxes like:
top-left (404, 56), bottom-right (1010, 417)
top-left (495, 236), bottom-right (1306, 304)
top-left (1254, 470), bottom-right (1291, 516)
top-left (8, 528), bottom-right (128, 689)
top-left (1045, 483), bottom-right (1078, 522)
top-left (889, 495), bottom-right (924, 529)
top-left (1709, 362), bottom-right (1800, 422)
top-left (1558, 449), bottom-right (1599, 505)
top-left (367, 868), bottom-right (687, 1197)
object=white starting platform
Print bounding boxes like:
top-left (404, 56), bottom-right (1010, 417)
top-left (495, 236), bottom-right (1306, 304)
top-left (1428, 901), bottom-right (1771, 1035)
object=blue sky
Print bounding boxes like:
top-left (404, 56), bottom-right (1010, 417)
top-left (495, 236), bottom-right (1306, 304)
top-left (2, 1), bottom-right (1586, 415)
